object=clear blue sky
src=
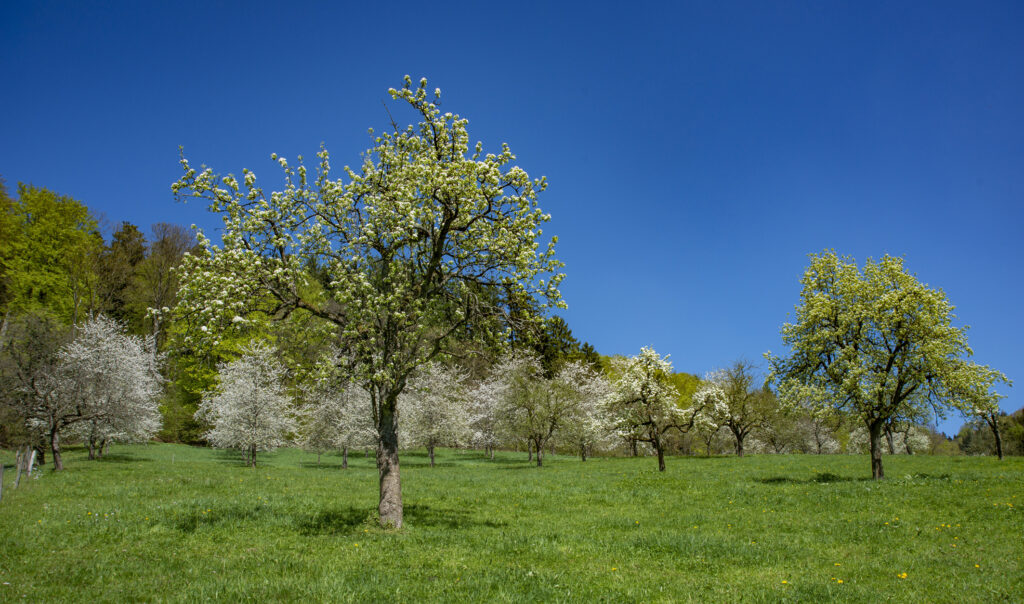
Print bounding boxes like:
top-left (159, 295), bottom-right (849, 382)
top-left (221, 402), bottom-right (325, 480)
top-left (3, 1), bottom-right (1021, 435)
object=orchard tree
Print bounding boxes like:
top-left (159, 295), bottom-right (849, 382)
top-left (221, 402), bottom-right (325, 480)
top-left (706, 361), bottom-right (777, 457)
top-left (609, 347), bottom-right (725, 471)
top-left (496, 353), bottom-right (583, 467)
top-left (558, 363), bottom-right (612, 461)
top-left (299, 381), bottom-right (376, 467)
top-left (769, 252), bottom-right (1006, 479)
top-left (196, 343), bottom-right (296, 467)
top-left (60, 315), bottom-right (163, 459)
top-left (955, 363), bottom-right (1012, 459)
top-left (467, 374), bottom-right (506, 459)
top-left (170, 77), bottom-right (563, 527)
top-left (402, 362), bottom-right (470, 467)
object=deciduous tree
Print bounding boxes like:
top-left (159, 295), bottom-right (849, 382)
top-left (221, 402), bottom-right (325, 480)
top-left (769, 252), bottom-right (1005, 478)
top-left (169, 77), bottom-right (562, 526)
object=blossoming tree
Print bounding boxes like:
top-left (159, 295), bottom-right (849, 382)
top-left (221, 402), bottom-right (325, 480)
top-left (768, 252), bottom-right (1008, 478)
top-left (609, 347), bottom-right (725, 471)
top-left (402, 362), bottom-right (471, 467)
top-left (196, 343), bottom-right (296, 467)
top-left (170, 77), bottom-right (563, 527)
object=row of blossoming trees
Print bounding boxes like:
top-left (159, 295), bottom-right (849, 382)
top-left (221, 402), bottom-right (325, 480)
top-left (2, 76), bottom-right (1011, 530)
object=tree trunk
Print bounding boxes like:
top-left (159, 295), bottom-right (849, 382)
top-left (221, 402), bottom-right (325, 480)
top-left (50, 427), bottom-right (64, 471)
top-left (869, 421), bottom-right (884, 480)
top-left (580, 444), bottom-right (587, 462)
top-left (102, 440), bottom-right (109, 456)
top-left (884, 426), bottom-right (896, 455)
top-left (375, 397), bottom-right (403, 529)
top-left (428, 444), bottom-right (435, 468)
top-left (88, 439), bottom-right (97, 460)
top-left (990, 416), bottom-right (1004, 460)
top-left (342, 446), bottom-right (348, 469)
top-left (735, 431), bottom-right (745, 458)
top-left (490, 447), bottom-right (494, 461)
top-left (631, 438), bottom-right (639, 457)
top-left (317, 451), bottom-right (321, 467)
top-left (34, 445), bottom-right (44, 466)
top-left (656, 442), bottom-right (666, 472)
top-left (249, 444), bottom-right (257, 468)
top-left (527, 442), bottom-right (533, 462)
top-left (535, 439), bottom-right (544, 467)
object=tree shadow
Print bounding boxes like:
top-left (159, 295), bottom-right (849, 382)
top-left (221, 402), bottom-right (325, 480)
top-left (94, 453), bottom-right (153, 464)
top-left (173, 503), bottom-right (274, 533)
top-left (756, 472), bottom-right (871, 484)
top-left (294, 503), bottom-right (506, 536)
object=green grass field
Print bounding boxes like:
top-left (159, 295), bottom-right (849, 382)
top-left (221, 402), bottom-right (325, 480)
top-left (0, 444), bottom-right (1021, 602)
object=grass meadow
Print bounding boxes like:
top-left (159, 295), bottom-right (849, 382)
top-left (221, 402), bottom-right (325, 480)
top-left (0, 444), bottom-right (1021, 602)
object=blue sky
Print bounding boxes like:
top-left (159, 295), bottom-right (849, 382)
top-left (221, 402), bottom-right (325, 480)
top-left (2, 1), bottom-right (1021, 434)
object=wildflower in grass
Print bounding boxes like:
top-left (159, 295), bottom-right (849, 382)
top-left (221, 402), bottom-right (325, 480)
top-left (898, 572), bottom-right (908, 579)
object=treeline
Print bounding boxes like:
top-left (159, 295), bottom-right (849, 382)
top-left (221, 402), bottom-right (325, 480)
top-left (1, 179), bottom-right (1017, 471)
top-left (0, 179), bottom-right (197, 455)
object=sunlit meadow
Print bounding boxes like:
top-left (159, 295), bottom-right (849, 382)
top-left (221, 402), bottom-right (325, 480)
top-left (1, 445), bottom-right (1020, 602)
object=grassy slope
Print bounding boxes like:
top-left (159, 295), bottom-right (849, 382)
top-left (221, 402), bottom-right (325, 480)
top-left (0, 445), bottom-right (1021, 602)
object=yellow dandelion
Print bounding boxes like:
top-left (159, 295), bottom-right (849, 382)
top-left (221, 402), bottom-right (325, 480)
top-left (898, 572), bottom-right (908, 579)
top-left (781, 580), bottom-right (788, 584)
top-left (837, 579), bottom-right (843, 584)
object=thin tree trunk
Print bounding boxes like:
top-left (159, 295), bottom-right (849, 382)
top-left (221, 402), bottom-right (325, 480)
top-left (536, 439), bottom-right (544, 467)
top-left (50, 427), bottom-right (63, 471)
top-left (631, 438), bottom-right (638, 457)
top-left (656, 442), bottom-right (666, 472)
top-left (527, 442), bottom-right (533, 462)
top-left (428, 444), bottom-right (435, 468)
top-left (990, 416), bottom-right (1004, 460)
top-left (489, 447), bottom-right (494, 461)
top-left (317, 451), bottom-right (321, 467)
top-left (869, 420), bottom-right (885, 480)
top-left (249, 444), bottom-right (256, 468)
top-left (88, 439), bottom-right (97, 460)
top-left (580, 443), bottom-right (587, 462)
top-left (342, 446), bottom-right (348, 469)
top-left (375, 396), bottom-right (403, 529)
top-left (34, 445), bottom-right (44, 466)
top-left (884, 426), bottom-right (896, 455)
top-left (102, 440), bottom-right (109, 456)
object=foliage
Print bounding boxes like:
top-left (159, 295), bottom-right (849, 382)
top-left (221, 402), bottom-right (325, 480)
top-left (3, 184), bottom-right (102, 323)
top-left (769, 251), bottom-right (1007, 479)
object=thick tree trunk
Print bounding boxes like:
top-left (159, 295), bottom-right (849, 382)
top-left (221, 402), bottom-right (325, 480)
top-left (735, 431), bottom-right (745, 458)
top-left (869, 421), bottom-right (884, 479)
top-left (535, 439), bottom-right (544, 467)
top-left (50, 427), bottom-right (63, 471)
top-left (428, 444), bottom-right (435, 468)
top-left (375, 398), bottom-right (403, 529)
top-left (342, 446), bottom-right (348, 469)
top-left (580, 444), bottom-right (587, 462)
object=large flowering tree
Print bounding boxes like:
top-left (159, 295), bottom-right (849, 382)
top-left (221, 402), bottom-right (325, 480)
top-left (170, 77), bottom-right (564, 527)
top-left (768, 252), bottom-right (1009, 478)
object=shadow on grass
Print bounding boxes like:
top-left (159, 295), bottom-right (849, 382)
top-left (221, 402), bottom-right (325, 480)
top-left (295, 503), bottom-right (506, 536)
top-left (756, 472), bottom-right (872, 484)
top-left (94, 453), bottom-right (153, 464)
